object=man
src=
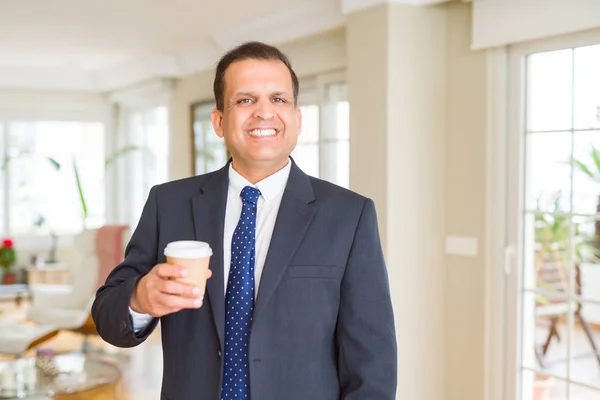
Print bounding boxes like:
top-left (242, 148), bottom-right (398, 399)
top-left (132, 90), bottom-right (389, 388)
top-left (92, 41), bottom-right (397, 400)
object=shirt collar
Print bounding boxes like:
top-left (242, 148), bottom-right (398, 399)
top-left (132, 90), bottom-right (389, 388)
top-left (228, 158), bottom-right (291, 202)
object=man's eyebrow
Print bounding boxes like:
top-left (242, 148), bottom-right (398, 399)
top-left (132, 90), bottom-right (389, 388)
top-left (233, 91), bottom-right (290, 97)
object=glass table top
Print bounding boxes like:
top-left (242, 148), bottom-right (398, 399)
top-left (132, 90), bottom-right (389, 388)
top-left (0, 352), bottom-right (120, 399)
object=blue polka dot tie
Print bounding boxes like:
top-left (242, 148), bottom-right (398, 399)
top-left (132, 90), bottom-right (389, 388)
top-left (221, 186), bottom-right (261, 400)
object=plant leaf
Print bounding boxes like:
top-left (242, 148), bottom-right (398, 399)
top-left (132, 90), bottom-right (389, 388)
top-left (574, 159), bottom-right (595, 179)
top-left (72, 157), bottom-right (88, 220)
top-left (591, 145), bottom-right (600, 176)
top-left (105, 145), bottom-right (142, 169)
top-left (45, 157), bottom-right (61, 171)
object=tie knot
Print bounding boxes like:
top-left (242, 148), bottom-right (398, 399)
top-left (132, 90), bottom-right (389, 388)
top-left (240, 186), bottom-right (261, 205)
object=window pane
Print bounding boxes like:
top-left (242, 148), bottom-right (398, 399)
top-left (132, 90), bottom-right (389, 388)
top-left (123, 107), bottom-right (169, 230)
top-left (323, 83), bottom-right (349, 140)
top-left (193, 103), bottom-right (228, 175)
top-left (574, 44), bottom-right (600, 130)
top-left (566, 300), bottom-right (600, 392)
top-left (569, 381), bottom-right (600, 399)
top-left (322, 141), bottom-right (349, 188)
top-left (522, 369), bottom-right (567, 400)
top-left (572, 131), bottom-right (600, 214)
top-left (144, 106), bottom-right (169, 185)
top-left (528, 49), bottom-right (573, 132)
top-left (299, 104), bottom-right (319, 143)
top-left (525, 132), bottom-right (572, 213)
top-left (521, 291), bottom-right (568, 381)
top-left (291, 143), bottom-right (318, 178)
top-left (8, 121), bottom-right (105, 235)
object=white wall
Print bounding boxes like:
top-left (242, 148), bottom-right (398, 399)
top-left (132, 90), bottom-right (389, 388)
top-left (472, 0), bottom-right (600, 49)
top-left (444, 2), bottom-right (488, 399)
top-left (0, 90), bottom-right (109, 121)
top-left (347, 3), bottom-right (447, 399)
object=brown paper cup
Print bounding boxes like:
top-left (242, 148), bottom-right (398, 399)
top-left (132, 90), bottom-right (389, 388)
top-left (164, 241), bottom-right (213, 296)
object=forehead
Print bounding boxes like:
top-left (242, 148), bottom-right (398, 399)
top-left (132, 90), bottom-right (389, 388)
top-left (224, 59), bottom-right (294, 93)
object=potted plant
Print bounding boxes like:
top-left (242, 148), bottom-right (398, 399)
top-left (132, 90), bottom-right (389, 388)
top-left (533, 192), bottom-right (600, 398)
top-left (573, 145), bottom-right (600, 249)
top-left (533, 373), bottom-right (554, 400)
top-left (0, 238), bottom-right (17, 284)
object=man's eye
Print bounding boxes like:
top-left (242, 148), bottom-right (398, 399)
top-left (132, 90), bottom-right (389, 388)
top-left (237, 99), bottom-right (252, 104)
top-left (272, 98), bottom-right (286, 103)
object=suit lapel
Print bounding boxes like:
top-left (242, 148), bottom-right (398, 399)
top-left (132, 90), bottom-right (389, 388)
top-left (254, 161), bottom-right (316, 321)
top-left (192, 164), bottom-right (229, 348)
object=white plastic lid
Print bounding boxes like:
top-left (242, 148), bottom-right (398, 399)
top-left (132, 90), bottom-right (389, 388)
top-left (164, 241), bottom-right (212, 258)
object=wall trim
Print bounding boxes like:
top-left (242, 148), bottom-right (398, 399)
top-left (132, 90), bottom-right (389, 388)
top-left (341, 0), bottom-right (450, 15)
top-left (484, 45), bottom-right (509, 400)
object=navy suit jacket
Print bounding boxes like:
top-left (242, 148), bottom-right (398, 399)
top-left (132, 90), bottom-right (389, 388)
top-left (92, 160), bottom-right (397, 399)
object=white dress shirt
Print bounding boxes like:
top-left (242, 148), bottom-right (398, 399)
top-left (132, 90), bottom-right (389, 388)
top-left (130, 160), bottom-right (291, 332)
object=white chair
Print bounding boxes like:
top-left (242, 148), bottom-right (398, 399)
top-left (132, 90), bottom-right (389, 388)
top-left (0, 321), bottom-right (58, 357)
top-left (26, 226), bottom-right (129, 352)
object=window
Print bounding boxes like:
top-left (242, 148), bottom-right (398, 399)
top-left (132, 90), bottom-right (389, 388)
top-left (191, 103), bottom-right (228, 175)
top-left (1, 120), bottom-right (105, 237)
top-left (293, 88), bottom-right (320, 178)
top-left (292, 77), bottom-right (349, 188)
top-left (117, 106), bottom-right (169, 230)
top-left (507, 39), bottom-right (600, 400)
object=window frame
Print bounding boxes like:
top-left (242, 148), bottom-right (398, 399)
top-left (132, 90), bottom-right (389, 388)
top-left (487, 28), bottom-right (600, 400)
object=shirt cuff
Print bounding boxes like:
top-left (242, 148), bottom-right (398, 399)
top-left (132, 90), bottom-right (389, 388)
top-left (129, 307), bottom-right (154, 333)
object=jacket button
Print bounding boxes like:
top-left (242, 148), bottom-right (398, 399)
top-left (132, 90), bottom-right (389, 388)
top-left (218, 350), bottom-right (222, 358)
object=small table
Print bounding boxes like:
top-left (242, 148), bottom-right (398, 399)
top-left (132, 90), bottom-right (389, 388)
top-left (0, 285), bottom-right (29, 307)
top-left (0, 353), bottom-right (120, 399)
top-left (27, 264), bottom-right (69, 286)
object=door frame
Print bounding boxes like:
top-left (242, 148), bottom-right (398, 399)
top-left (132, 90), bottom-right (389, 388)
top-left (485, 28), bottom-right (600, 400)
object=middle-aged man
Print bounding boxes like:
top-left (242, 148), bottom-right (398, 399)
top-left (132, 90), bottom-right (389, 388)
top-left (92, 41), bottom-right (397, 400)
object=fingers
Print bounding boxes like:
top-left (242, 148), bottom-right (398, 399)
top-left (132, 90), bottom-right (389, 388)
top-left (160, 279), bottom-right (201, 299)
top-left (154, 263), bottom-right (189, 280)
top-left (133, 264), bottom-right (212, 317)
top-left (158, 293), bottom-right (203, 310)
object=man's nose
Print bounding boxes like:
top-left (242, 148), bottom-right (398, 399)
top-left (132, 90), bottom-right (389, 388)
top-left (252, 99), bottom-right (275, 120)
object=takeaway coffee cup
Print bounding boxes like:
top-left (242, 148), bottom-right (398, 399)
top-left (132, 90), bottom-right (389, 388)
top-left (164, 241), bottom-right (212, 296)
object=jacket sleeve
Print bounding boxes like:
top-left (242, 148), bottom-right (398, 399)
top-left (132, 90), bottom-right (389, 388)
top-left (91, 185), bottom-right (161, 347)
top-left (337, 198), bottom-right (398, 399)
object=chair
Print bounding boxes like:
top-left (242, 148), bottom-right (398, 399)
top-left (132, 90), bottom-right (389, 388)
top-left (535, 248), bottom-right (600, 368)
top-left (26, 225), bottom-right (129, 352)
top-left (0, 321), bottom-right (59, 357)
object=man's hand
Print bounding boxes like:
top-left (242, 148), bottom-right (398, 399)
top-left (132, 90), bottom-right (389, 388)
top-left (130, 263), bottom-right (213, 317)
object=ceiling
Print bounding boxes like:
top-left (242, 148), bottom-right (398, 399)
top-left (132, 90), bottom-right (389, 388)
top-left (0, 0), bottom-right (443, 92)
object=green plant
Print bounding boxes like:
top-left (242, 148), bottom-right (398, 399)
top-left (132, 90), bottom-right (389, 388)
top-left (534, 191), bottom-right (600, 303)
top-left (2, 144), bottom-right (142, 227)
top-left (536, 192), bottom-right (600, 262)
top-left (74, 145), bottom-right (143, 224)
top-left (0, 238), bottom-right (17, 272)
top-left (573, 145), bottom-right (600, 184)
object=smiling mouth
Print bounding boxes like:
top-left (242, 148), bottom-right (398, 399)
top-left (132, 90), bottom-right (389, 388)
top-left (248, 128), bottom-right (278, 137)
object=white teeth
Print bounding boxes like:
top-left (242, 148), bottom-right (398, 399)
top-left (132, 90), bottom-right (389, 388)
top-left (249, 129), bottom-right (277, 137)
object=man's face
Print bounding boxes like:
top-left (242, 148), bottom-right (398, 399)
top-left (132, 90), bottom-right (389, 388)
top-left (211, 59), bottom-right (301, 173)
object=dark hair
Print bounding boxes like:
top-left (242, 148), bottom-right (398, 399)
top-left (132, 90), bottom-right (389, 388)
top-left (213, 41), bottom-right (299, 111)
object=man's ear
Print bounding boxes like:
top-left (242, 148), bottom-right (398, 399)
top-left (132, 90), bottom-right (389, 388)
top-left (211, 108), bottom-right (224, 138)
top-left (296, 106), bottom-right (302, 136)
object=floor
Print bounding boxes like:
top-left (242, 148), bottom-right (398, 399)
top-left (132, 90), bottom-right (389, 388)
top-left (0, 300), bottom-right (163, 399)
top-left (2, 301), bottom-right (600, 400)
top-left (535, 319), bottom-right (600, 400)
